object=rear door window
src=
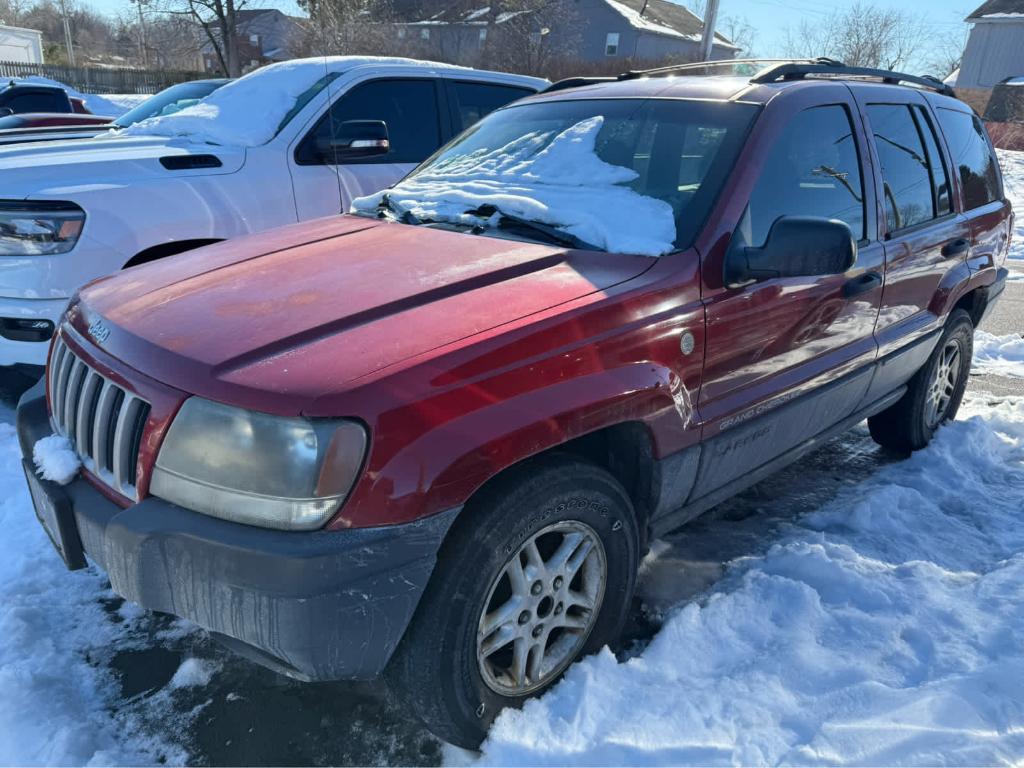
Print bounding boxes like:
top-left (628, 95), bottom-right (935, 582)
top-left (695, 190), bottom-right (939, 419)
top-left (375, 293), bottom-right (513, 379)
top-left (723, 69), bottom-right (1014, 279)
top-left (866, 104), bottom-right (937, 232)
top-left (6, 91), bottom-right (66, 113)
top-left (740, 104), bottom-right (866, 247)
top-left (297, 78), bottom-right (442, 165)
top-left (935, 108), bottom-right (1002, 210)
top-left (449, 81), bottom-right (535, 133)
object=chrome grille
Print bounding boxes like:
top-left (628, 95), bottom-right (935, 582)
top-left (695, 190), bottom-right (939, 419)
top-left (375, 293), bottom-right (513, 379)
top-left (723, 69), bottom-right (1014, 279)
top-left (48, 336), bottom-right (150, 500)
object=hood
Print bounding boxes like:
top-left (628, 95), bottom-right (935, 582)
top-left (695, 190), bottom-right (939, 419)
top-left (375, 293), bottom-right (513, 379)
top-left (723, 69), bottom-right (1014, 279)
top-left (0, 134), bottom-right (245, 198)
top-left (72, 216), bottom-right (654, 414)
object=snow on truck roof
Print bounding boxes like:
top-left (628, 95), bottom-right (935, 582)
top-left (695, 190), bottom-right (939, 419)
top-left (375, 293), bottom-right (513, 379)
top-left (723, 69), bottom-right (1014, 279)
top-left (117, 56), bottom-right (517, 148)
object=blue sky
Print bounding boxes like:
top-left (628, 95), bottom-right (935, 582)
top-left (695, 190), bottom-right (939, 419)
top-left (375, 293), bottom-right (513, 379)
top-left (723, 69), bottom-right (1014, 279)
top-left (86, 0), bottom-right (975, 61)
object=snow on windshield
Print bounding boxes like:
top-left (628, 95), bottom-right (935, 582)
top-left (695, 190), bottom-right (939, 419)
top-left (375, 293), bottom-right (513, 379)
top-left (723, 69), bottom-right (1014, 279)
top-left (352, 116), bottom-right (678, 257)
top-left (118, 57), bottom-right (453, 147)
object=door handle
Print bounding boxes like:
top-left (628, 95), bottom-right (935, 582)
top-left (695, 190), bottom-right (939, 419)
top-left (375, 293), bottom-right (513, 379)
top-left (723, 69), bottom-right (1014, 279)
top-left (843, 271), bottom-right (882, 298)
top-left (941, 238), bottom-right (970, 258)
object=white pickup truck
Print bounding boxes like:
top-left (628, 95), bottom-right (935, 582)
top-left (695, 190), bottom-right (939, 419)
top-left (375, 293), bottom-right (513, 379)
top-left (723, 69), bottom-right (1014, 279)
top-left (0, 57), bottom-right (545, 368)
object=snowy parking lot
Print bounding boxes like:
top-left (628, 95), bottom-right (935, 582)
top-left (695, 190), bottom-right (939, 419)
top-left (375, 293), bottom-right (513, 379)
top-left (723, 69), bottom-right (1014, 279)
top-left (0, 153), bottom-right (1022, 765)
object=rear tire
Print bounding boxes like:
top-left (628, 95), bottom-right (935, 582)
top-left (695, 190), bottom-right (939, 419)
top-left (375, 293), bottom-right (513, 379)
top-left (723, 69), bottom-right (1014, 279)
top-left (387, 457), bottom-right (640, 749)
top-left (868, 309), bottom-right (973, 453)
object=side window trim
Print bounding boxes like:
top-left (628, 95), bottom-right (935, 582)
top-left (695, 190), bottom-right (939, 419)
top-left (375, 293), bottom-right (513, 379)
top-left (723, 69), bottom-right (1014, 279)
top-left (294, 76), bottom-right (444, 167)
top-left (865, 101), bottom-right (953, 238)
top-left (738, 101), bottom-right (870, 249)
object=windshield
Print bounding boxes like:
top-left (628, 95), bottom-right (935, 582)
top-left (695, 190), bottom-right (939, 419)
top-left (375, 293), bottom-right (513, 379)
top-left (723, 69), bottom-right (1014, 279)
top-left (113, 80), bottom-right (227, 128)
top-left (351, 98), bottom-right (758, 256)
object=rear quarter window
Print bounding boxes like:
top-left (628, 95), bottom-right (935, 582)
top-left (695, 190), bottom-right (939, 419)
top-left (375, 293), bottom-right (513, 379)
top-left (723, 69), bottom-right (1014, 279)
top-left (935, 108), bottom-right (1002, 210)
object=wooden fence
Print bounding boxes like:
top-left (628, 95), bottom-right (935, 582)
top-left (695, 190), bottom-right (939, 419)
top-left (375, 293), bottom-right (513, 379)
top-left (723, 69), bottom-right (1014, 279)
top-left (0, 61), bottom-right (206, 94)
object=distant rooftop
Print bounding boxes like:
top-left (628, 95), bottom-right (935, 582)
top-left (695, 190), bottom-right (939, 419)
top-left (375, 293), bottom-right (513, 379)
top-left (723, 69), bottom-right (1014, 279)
top-left (966, 0), bottom-right (1024, 20)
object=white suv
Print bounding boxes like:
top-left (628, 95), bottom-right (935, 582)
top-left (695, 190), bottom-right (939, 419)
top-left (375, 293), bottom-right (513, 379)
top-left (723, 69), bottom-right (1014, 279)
top-left (0, 57), bottom-right (545, 368)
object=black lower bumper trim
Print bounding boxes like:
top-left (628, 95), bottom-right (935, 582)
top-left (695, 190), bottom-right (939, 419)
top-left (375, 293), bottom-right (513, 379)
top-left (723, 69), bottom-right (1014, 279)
top-left (17, 377), bottom-right (458, 681)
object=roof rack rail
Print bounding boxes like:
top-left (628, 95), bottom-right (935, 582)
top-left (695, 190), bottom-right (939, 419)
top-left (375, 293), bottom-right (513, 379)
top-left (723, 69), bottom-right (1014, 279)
top-left (750, 60), bottom-right (956, 97)
top-left (542, 76), bottom-right (616, 94)
top-left (617, 57), bottom-right (820, 81)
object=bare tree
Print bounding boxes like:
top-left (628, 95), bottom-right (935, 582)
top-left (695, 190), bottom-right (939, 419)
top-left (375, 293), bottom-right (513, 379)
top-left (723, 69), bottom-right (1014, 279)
top-left (159, 0), bottom-right (247, 76)
top-left (294, 0), bottom-right (398, 57)
top-left (720, 15), bottom-right (755, 57)
top-left (923, 28), bottom-right (967, 79)
top-left (784, 2), bottom-right (928, 72)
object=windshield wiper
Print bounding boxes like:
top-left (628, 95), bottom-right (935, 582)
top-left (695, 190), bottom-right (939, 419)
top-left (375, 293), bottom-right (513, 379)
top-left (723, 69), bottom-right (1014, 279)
top-left (378, 193), bottom-right (426, 225)
top-left (469, 204), bottom-right (599, 251)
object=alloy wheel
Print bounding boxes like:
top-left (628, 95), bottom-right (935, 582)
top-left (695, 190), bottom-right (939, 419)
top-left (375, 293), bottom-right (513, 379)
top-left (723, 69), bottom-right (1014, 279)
top-left (925, 338), bottom-right (962, 429)
top-left (476, 520), bottom-right (607, 696)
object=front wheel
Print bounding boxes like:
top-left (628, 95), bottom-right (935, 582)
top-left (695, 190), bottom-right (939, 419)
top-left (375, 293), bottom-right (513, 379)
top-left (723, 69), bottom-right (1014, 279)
top-left (868, 308), bottom-right (973, 453)
top-left (388, 458), bottom-right (640, 748)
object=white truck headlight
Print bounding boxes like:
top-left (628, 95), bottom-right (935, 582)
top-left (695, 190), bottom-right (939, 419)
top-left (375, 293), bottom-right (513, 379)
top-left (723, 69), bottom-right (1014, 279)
top-left (0, 201), bottom-right (85, 256)
top-left (150, 398), bottom-right (367, 531)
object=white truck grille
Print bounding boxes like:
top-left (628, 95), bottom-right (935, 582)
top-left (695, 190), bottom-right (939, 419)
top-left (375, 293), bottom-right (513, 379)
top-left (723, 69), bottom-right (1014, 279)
top-left (48, 336), bottom-right (150, 501)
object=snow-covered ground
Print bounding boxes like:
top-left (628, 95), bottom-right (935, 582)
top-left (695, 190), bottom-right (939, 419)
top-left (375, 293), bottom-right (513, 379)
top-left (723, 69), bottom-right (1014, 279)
top-left (463, 392), bottom-right (1024, 766)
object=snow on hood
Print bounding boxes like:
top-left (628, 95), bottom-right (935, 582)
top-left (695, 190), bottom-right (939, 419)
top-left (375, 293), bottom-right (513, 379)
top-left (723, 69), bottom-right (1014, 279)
top-left (352, 116), bottom-right (678, 257)
top-left (11, 76), bottom-right (126, 117)
top-left (118, 56), bottom-right (462, 147)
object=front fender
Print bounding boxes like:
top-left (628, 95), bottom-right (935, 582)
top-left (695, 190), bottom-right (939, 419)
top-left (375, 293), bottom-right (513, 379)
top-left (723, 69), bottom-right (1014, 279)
top-left (332, 362), bottom-right (690, 529)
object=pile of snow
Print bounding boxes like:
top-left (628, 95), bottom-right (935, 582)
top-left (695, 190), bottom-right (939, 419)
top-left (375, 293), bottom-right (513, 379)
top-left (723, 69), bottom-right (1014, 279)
top-left (0, 422), bottom-right (193, 764)
top-left (119, 56), bottom-right (460, 147)
top-left (32, 434), bottom-right (80, 485)
top-left (974, 330), bottom-right (1024, 377)
top-left (11, 76), bottom-right (128, 117)
top-left (103, 93), bottom-right (150, 111)
top-left (469, 392), bottom-right (1024, 766)
top-left (352, 116), bottom-right (677, 256)
top-left (997, 149), bottom-right (1024, 261)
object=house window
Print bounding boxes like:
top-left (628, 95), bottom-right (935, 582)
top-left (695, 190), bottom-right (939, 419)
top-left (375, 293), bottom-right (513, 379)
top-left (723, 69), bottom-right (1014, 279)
top-left (421, 28), bottom-right (431, 40)
top-left (479, 28), bottom-right (488, 42)
top-left (249, 33), bottom-right (259, 45)
top-left (605, 32), bottom-right (620, 56)
top-left (397, 27), bottom-right (406, 39)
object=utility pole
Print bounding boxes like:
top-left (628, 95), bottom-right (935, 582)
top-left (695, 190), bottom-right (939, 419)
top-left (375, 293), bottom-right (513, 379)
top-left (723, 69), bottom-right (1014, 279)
top-left (131, 0), bottom-right (149, 67)
top-left (57, 0), bottom-right (76, 65)
top-left (698, 0), bottom-right (720, 62)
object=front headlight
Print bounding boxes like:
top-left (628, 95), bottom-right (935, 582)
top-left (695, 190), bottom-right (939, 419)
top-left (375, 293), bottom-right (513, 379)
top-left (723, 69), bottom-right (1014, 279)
top-left (150, 398), bottom-right (367, 531)
top-left (0, 201), bottom-right (85, 256)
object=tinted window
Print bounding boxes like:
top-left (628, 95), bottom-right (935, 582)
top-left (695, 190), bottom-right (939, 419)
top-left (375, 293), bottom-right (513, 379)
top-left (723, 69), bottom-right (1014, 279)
top-left (301, 78), bottom-right (441, 165)
top-left (6, 92), bottom-right (65, 114)
top-left (450, 81), bottom-right (534, 132)
top-left (936, 108), bottom-right (1002, 210)
top-left (867, 104), bottom-right (938, 231)
top-left (741, 105), bottom-right (865, 247)
top-left (914, 105), bottom-right (953, 217)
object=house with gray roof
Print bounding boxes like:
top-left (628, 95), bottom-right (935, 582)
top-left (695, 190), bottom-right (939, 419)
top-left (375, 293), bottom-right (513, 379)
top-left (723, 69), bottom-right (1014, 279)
top-left (389, 0), bottom-right (739, 68)
top-left (957, 0), bottom-right (1024, 90)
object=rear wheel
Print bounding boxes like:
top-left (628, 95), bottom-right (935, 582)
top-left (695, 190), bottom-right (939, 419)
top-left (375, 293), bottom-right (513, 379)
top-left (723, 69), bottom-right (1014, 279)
top-left (388, 457), bottom-right (639, 748)
top-left (868, 309), bottom-right (973, 452)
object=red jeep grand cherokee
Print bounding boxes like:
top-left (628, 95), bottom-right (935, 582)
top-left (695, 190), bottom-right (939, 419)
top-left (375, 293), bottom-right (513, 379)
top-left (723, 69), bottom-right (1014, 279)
top-left (17, 60), bottom-right (1012, 747)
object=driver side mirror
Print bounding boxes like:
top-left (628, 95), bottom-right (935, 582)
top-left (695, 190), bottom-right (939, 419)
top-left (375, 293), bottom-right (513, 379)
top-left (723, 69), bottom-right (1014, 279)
top-left (315, 119), bottom-right (390, 163)
top-left (725, 216), bottom-right (856, 287)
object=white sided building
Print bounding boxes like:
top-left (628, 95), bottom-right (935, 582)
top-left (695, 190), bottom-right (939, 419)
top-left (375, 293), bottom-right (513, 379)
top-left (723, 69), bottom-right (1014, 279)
top-left (0, 24), bottom-right (44, 64)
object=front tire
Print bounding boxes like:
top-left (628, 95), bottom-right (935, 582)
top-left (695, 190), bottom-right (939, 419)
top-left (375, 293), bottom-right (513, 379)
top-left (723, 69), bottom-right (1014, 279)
top-left (388, 457), bottom-right (640, 749)
top-left (868, 308), bottom-right (973, 453)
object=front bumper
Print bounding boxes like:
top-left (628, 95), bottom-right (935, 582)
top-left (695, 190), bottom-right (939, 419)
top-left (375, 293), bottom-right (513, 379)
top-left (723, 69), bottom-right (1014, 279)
top-left (17, 380), bottom-right (457, 681)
